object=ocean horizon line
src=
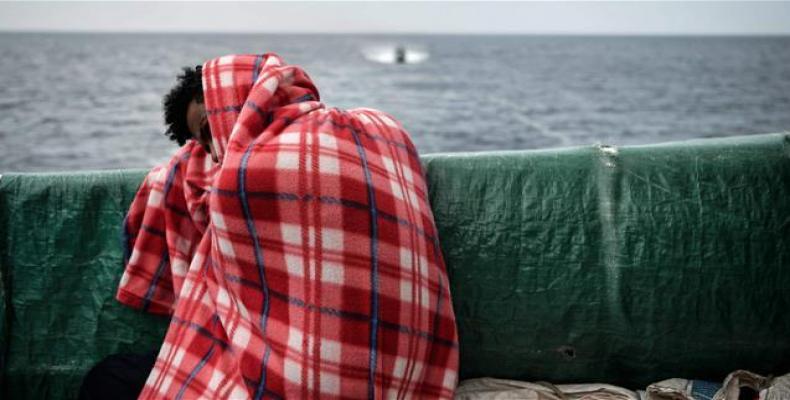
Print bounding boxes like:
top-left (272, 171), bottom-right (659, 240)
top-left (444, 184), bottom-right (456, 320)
top-left (1, 29), bottom-right (789, 38)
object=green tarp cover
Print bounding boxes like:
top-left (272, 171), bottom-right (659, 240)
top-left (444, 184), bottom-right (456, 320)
top-left (0, 169), bottom-right (165, 399)
top-left (1, 133), bottom-right (789, 398)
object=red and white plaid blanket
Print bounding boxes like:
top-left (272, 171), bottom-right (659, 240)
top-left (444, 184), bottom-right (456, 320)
top-left (118, 141), bottom-right (216, 315)
top-left (134, 53), bottom-right (458, 399)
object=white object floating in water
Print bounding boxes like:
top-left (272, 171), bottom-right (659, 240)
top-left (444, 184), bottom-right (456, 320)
top-left (363, 45), bottom-right (430, 65)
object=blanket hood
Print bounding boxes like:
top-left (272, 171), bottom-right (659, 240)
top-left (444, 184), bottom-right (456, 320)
top-left (201, 53), bottom-right (320, 163)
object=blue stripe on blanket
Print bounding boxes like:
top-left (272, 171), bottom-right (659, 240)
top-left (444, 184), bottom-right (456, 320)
top-left (175, 314), bottom-right (220, 400)
top-left (252, 54), bottom-right (263, 84)
top-left (211, 188), bottom-right (436, 244)
top-left (207, 105), bottom-right (243, 115)
top-left (141, 249), bottom-right (169, 312)
top-left (238, 141), bottom-right (273, 400)
top-left (348, 117), bottom-right (381, 400)
top-left (140, 161), bottom-right (181, 310)
top-left (218, 270), bottom-right (458, 349)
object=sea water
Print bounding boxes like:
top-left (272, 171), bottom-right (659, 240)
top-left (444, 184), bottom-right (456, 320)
top-left (0, 33), bottom-right (788, 171)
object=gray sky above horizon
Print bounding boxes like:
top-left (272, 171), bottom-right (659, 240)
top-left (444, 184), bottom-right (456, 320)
top-left (1, 1), bottom-right (789, 35)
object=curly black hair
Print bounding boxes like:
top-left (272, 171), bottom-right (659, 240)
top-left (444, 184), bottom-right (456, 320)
top-left (163, 66), bottom-right (203, 145)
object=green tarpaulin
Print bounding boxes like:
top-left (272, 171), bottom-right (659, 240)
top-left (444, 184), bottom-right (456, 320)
top-left (1, 133), bottom-right (789, 398)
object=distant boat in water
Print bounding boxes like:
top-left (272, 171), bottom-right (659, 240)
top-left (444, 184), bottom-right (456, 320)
top-left (363, 45), bottom-right (430, 64)
top-left (395, 46), bottom-right (407, 64)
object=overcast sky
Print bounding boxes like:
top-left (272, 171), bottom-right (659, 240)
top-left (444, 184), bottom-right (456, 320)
top-left (1, 1), bottom-right (789, 35)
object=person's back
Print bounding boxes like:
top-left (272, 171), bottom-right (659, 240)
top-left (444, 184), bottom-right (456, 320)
top-left (139, 53), bottom-right (458, 399)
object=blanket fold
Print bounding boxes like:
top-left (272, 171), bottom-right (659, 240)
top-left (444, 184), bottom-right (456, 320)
top-left (118, 141), bottom-right (216, 314)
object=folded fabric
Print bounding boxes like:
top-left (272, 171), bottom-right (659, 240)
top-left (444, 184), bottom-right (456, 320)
top-left (646, 378), bottom-right (722, 400)
top-left (644, 370), bottom-right (789, 400)
top-left (117, 141), bottom-right (216, 315)
top-left (139, 53), bottom-right (459, 399)
top-left (763, 373), bottom-right (790, 400)
top-left (456, 371), bottom-right (790, 400)
top-left (454, 377), bottom-right (640, 400)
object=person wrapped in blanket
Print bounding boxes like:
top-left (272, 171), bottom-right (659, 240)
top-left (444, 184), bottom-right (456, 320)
top-left (79, 66), bottom-right (219, 399)
top-left (80, 54), bottom-right (459, 399)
